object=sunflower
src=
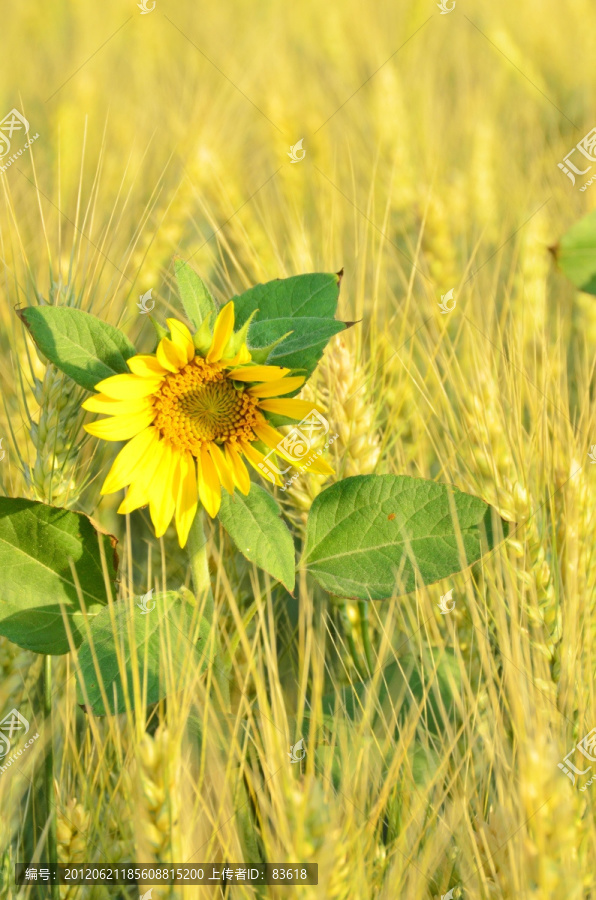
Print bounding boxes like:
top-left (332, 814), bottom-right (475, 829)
top-left (82, 302), bottom-right (333, 546)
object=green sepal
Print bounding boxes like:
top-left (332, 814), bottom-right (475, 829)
top-left (249, 331), bottom-right (294, 364)
top-left (222, 309), bottom-right (258, 359)
top-left (193, 312), bottom-right (215, 355)
top-left (149, 316), bottom-right (168, 343)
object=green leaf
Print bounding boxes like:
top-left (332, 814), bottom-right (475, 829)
top-left (321, 650), bottom-right (462, 736)
top-left (302, 475), bottom-right (506, 600)
top-left (75, 591), bottom-right (211, 715)
top-left (248, 331), bottom-right (294, 364)
top-left (0, 499), bottom-right (118, 655)
top-left (247, 318), bottom-right (345, 375)
top-left (231, 272), bottom-right (345, 379)
top-left (18, 307), bottom-right (136, 391)
top-left (218, 485), bottom-right (295, 592)
top-left (554, 209), bottom-right (596, 295)
top-left (174, 258), bottom-right (217, 329)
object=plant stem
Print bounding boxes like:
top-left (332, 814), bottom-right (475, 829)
top-left (187, 511), bottom-right (230, 709)
top-left (187, 515), bottom-right (252, 853)
top-left (188, 510), bottom-right (214, 620)
top-left (339, 603), bottom-right (368, 681)
top-left (358, 601), bottom-right (375, 675)
top-left (43, 655), bottom-right (59, 900)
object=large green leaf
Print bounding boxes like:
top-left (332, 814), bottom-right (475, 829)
top-left (245, 317), bottom-right (345, 371)
top-left (293, 650), bottom-right (461, 750)
top-left (553, 209), bottom-right (596, 295)
top-left (231, 272), bottom-right (345, 378)
top-left (218, 485), bottom-right (295, 592)
top-left (174, 258), bottom-right (217, 329)
top-left (76, 591), bottom-right (211, 715)
top-left (321, 650), bottom-right (462, 736)
top-left (18, 307), bottom-right (136, 391)
top-left (0, 499), bottom-right (118, 654)
top-left (302, 475), bottom-right (506, 600)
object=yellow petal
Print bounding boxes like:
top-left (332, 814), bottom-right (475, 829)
top-left (127, 354), bottom-right (169, 377)
top-left (227, 365), bottom-right (291, 382)
top-left (258, 398), bottom-right (326, 418)
top-left (156, 337), bottom-right (185, 372)
top-left (82, 394), bottom-right (152, 415)
top-left (303, 454), bottom-right (335, 476)
top-left (100, 426), bottom-right (158, 494)
top-left (175, 451), bottom-right (198, 548)
top-left (117, 437), bottom-right (167, 513)
top-left (167, 318), bottom-right (195, 364)
top-left (252, 420), bottom-right (286, 451)
top-left (208, 442), bottom-right (234, 495)
top-left (225, 442), bottom-right (251, 495)
top-left (239, 440), bottom-right (284, 487)
top-left (84, 408), bottom-right (155, 441)
top-left (149, 443), bottom-right (178, 537)
top-left (117, 480), bottom-right (150, 515)
top-left (206, 302), bottom-right (235, 362)
top-left (95, 373), bottom-right (163, 400)
top-left (198, 443), bottom-right (221, 517)
top-left (248, 376), bottom-right (305, 398)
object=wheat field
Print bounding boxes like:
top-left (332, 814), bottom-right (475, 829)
top-left (1, 0), bottom-right (596, 897)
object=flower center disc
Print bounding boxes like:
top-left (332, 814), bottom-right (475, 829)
top-left (152, 358), bottom-right (261, 454)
